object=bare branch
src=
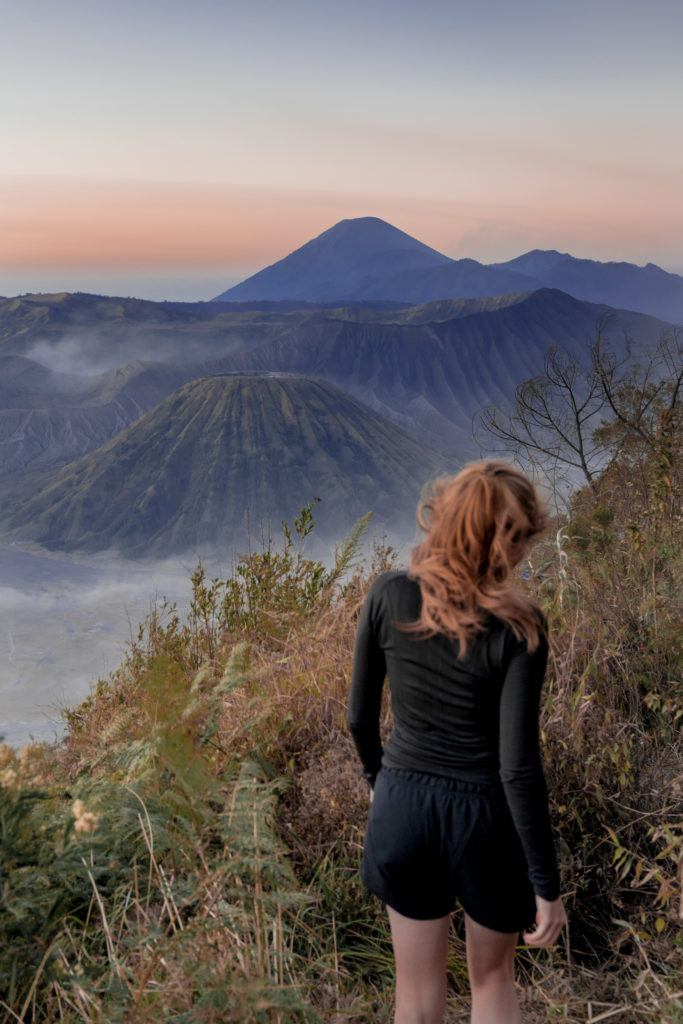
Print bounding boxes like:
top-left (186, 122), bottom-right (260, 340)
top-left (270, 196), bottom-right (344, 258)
top-left (476, 330), bottom-right (681, 500)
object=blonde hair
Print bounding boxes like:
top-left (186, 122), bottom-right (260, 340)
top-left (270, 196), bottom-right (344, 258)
top-left (406, 461), bottom-right (547, 653)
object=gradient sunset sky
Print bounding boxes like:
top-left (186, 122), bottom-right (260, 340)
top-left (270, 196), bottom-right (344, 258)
top-left (3, 0), bottom-right (683, 300)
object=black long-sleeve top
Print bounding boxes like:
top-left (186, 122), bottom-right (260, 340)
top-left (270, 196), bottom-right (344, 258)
top-left (347, 570), bottom-right (560, 901)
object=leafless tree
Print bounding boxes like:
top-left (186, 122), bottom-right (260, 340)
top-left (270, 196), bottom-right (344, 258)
top-left (592, 329), bottom-right (682, 455)
top-left (478, 329), bottom-right (682, 500)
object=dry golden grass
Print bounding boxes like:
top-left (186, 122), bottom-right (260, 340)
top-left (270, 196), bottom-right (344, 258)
top-left (1, 438), bottom-right (681, 1021)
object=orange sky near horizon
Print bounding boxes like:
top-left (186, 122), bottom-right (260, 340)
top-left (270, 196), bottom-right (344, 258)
top-left (4, 174), bottom-right (683, 278)
top-left (3, 0), bottom-right (683, 299)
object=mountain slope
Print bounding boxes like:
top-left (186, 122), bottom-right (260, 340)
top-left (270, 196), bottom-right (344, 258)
top-left (3, 374), bottom-right (453, 555)
top-left (0, 293), bottom-right (275, 372)
top-left (213, 217), bottom-right (683, 320)
top-left (348, 259), bottom-right (540, 303)
top-left (206, 289), bottom-right (669, 452)
top-left (492, 250), bottom-right (683, 323)
top-left (0, 356), bottom-right (197, 475)
top-left (0, 292), bottom-right (670, 478)
top-left (213, 217), bottom-right (455, 302)
top-left (0, 356), bottom-right (91, 407)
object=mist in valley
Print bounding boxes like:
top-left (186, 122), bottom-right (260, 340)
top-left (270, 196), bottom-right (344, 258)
top-left (0, 543), bottom-right (233, 748)
top-left (22, 338), bottom-right (125, 378)
top-left (0, 521), bottom-right (411, 749)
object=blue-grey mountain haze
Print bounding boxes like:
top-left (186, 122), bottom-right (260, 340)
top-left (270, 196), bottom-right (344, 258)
top-left (213, 219), bottom-right (683, 322)
top-left (2, 217), bottom-right (680, 746)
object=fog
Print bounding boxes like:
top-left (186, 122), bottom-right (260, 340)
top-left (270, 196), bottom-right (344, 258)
top-left (0, 520), bottom-right (413, 750)
top-left (0, 544), bottom-right (229, 749)
top-left (23, 338), bottom-right (121, 377)
top-left (21, 335), bottom-right (193, 377)
top-left (19, 316), bottom-right (253, 380)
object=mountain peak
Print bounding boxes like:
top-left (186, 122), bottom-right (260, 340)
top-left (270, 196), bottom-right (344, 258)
top-left (490, 250), bottom-right (571, 276)
top-left (211, 218), bottom-right (683, 320)
top-left (493, 250), bottom-right (683, 320)
top-left (520, 248), bottom-right (567, 259)
top-left (213, 217), bottom-right (451, 303)
top-left (311, 216), bottom-right (437, 249)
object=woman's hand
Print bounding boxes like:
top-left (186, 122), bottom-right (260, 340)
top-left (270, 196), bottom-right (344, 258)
top-left (523, 895), bottom-right (567, 946)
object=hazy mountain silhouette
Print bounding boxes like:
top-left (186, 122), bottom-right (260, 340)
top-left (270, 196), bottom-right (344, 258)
top-left (3, 374), bottom-right (453, 555)
top-left (345, 259), bottom-right (540, 303)
top-left (213, 217), bottom-right (683, 322)
top-left (0, 292), bottom-right (270, 371)
top-left (0, 293), bottom-right (670, 479)
top-left (492, 250), bottom-right (683, 323)
top-left (213, 216), bottom-right (538, 304)
top-left (206, 289), bottom-right (669, 452)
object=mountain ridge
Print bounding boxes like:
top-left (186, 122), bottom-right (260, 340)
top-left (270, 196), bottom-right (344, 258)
top-left (492, 249), bottom-right (683, 320)
top-left (2, 373), bottom-right (454, 555)
top-left (0, 355), bottom-right (198, 476)
top-left (213, 216), bottom-right (540, 304)
top-left (213, 217), bottom-right (683, 322)
top-left (0, 290), bottom-right (671, 479)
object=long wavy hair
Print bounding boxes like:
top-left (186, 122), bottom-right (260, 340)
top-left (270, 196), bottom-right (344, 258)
top-left (405, 461), bottom-right (547, 653)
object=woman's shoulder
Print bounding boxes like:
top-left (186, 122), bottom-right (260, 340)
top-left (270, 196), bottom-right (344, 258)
top-left (368, 568), bottom-right (410, 587)
top-left (483, 602), bottom-right (548, 655)
top-left (366, 569), bottom-right (417, 599)
top-left (364, 569), bottom-right (420, 617)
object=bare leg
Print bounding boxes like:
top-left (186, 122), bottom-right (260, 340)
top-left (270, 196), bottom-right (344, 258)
top-left (464, 913), bottom-right (520, 1024)
top-left (387, 905), bottom-right (451, 1024)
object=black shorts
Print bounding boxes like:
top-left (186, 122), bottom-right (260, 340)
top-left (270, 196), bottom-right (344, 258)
top-left (361, 767), bottom-right (536, 933)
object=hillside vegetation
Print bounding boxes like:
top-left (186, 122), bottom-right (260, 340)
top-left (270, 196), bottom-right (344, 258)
top-left (0, 383), bottom-right (681, 1022)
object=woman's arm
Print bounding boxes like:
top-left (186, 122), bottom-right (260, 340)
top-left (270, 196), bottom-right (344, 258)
top-left (498, 633), bottom-right (561, 902)
top-left (346, 585), bottom-right (387, 787)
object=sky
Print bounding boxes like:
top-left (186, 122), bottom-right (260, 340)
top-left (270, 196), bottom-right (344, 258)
top-left (2, 0), bottom-right (683, 301)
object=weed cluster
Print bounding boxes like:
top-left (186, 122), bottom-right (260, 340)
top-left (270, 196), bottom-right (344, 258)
top-left (1, 433), bottom-right (681, 1024)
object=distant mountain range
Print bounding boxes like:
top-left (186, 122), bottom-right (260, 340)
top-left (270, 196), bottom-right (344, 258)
top-left (0, 293), bottom-right (270, 372)
top-left (492, 250), bottom-right (683, 324)
top-left (0, 290), bottom-right (668, 479)
top-left (2, 375), bottom-right (453, 555)
top-left (206, 289), bottom-right (668, 453)
top-left (0, 216), bottom-right (679, 557)
top-left (213, 217), bottom-right (539, 306)
top-left (214, 217), bottom-right (683, 323)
